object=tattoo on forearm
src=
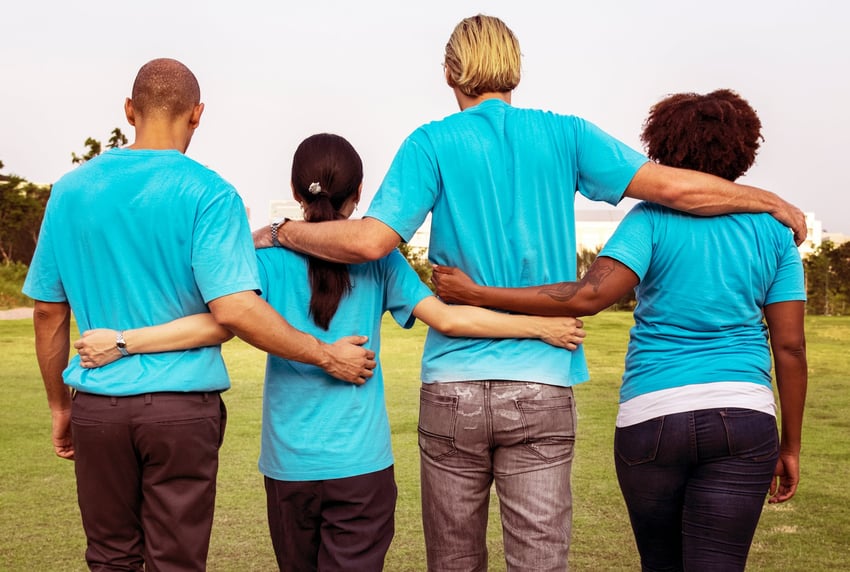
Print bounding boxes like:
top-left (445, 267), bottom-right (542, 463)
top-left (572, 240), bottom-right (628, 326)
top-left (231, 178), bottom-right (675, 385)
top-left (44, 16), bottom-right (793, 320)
top-left (537, 259), bottom-right (616, 302)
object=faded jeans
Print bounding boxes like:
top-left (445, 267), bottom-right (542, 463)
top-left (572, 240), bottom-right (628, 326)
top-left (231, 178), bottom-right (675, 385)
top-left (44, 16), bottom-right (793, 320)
top-left (418, 381), bottom-right (576, 572)
top-left (614, 408), bottom-right (779, 572)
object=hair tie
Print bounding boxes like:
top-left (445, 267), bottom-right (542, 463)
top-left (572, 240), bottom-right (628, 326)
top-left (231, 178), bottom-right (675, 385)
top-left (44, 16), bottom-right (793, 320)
top-left (308, 182), bottom-right (322, 195)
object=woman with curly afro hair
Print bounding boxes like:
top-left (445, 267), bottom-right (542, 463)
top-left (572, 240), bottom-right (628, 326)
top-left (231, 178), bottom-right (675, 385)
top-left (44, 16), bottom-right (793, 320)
top-left (431, 89), bottom-right (807, 571)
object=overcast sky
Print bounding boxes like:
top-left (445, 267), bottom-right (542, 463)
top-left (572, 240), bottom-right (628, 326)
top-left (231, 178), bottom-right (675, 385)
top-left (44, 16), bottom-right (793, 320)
top-left (2, 0), bottom-right (848, 233)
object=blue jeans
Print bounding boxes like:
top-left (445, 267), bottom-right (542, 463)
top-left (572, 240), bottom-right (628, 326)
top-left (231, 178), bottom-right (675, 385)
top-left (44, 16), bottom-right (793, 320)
top-left (614, 408), bottom-right (779, 572)
top-left (418, 381), bottom-right (576, 572)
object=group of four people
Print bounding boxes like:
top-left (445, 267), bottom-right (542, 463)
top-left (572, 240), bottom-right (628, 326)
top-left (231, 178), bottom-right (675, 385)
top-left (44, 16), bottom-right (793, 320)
top-left (25, 13), bottom-right (806, 572)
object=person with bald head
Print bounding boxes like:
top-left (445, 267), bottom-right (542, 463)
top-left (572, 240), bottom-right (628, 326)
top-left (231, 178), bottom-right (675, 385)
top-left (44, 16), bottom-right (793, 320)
top-left (24, 58), bottom-right (376, 570)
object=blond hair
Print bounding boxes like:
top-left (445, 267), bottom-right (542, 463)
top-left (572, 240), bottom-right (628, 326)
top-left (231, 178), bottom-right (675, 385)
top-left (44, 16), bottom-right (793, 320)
top-left (444, 15), bottom-right (521, 97)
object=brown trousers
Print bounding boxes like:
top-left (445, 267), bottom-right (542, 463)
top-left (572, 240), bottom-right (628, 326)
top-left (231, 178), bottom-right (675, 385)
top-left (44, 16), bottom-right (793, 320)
top-left (71, 390), bottom-right (226, 571)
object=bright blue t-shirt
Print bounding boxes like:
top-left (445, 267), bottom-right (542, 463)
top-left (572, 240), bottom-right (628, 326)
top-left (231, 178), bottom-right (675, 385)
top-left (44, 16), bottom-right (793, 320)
top-left (255, 248), bottom-right (432, 481)
top-left (22, 148), bottom-right (260, 396)
top-left (366, 99), bottom-right (647, 386)
top-left (599, 202), bottom-right (806, 402)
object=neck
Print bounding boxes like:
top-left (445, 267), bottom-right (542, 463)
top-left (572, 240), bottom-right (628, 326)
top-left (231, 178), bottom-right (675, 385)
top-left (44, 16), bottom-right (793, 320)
top-left (454, 89), bottom-right (512, 111)
top-left (129, 123), bottom-right (193, 153)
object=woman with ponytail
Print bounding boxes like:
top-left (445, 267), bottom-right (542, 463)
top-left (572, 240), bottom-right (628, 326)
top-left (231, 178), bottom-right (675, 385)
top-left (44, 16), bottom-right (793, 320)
top-left (74, 133), bottom-right (587, 571)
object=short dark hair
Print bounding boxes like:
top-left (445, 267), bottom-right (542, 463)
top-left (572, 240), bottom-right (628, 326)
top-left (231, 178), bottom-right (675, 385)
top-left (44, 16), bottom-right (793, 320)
top-left (291, 133), bottom-right (363, 330)
top-left (131, 58), bottom-right (200, 119)
top-left (640, 89), bottom-right (762, 181)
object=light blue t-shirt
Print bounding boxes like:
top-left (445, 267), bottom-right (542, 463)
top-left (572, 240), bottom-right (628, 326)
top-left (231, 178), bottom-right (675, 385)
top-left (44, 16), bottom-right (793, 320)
top-left (366, 99), bottom-right (647, 386)
top-left (599, 202), bottom-right (806, 402)
top-left (23, 148), bottom-right (260, 396)
top-left (256, 248), bottom-right (432, 481)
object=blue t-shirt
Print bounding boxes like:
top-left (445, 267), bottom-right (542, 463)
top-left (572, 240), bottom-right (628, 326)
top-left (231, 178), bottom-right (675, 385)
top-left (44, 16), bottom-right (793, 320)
top-left (256, 248), bottom-right (432, 481)
top-left (599, 202), bottom-right (806, 402)
top-left (366, 99), bottom-right (647, 386)
top-left (23, 148), bottom-right (260, 396)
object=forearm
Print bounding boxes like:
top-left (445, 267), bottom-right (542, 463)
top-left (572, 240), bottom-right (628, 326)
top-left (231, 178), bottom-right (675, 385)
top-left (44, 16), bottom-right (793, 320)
top-left (626, 162), bottom-right (782, 215)
top-left (436, 258), bottom-right (637, 317)
top-left (773, 348), bottom-right (807, 453)
top-left (123, 314), bottom-right (232, 354)
top-left (278, 217), bottom-right (401, 263)
top-left (209, 291), bottom-right (330, 368)
top-left (33, 301), bottom-right (72, 412)
top-left (625, 162), bottom-right (807, 244)
top-left (415, 297), bottom-right (549, 338)
top-left (765, 301), bottom-right (807, 453)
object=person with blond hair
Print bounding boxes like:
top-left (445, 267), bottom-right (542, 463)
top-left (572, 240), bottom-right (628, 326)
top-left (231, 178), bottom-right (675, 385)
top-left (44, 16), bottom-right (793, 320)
top-left (432, 89), bottom-right (807, 571)
top-left (259, 16), bottom-right (807, 571)
top-left (24, 59), bottom-right (375, 571)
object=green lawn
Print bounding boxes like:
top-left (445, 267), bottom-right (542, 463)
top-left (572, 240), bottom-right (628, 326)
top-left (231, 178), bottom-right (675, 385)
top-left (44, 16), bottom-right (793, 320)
top-left (1, 312), bottom-right (848, 571)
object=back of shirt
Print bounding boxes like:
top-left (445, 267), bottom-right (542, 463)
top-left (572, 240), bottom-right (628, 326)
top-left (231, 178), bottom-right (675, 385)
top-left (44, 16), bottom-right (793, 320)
top-left (23, 148), bottom-right (260, 395)
top-left (367, 99), bottom-right (647, 386)
top-left (600, 202), bottom-right (806, 401)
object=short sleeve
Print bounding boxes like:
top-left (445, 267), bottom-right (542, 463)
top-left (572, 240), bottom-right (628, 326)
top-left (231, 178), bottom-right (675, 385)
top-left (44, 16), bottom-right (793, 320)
top-left (765, 231), bottom-right (806, 305)
top-left (575, 119), bottom-right (648, 206)
top-left (22, 205), bottom-right (67, 302)
top-left (598, 202), bottom-right (655, 280)
top-left (382, 250), bottom-right (433, 329)
top-left (365, 134), bottom-right (438, 242)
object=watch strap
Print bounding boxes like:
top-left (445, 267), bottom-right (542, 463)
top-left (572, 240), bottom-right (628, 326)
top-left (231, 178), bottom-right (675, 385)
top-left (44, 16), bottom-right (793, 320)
top-left (116, 330), bottom-right (130, 357)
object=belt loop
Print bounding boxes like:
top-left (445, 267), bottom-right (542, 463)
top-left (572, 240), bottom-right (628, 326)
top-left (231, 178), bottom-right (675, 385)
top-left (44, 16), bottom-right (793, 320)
top-left (202, 392), bottom-right (209, 403)
top-left (110, 397), bottom-right (118, 406)
top-left (144, 393), bottom-right (152, 405)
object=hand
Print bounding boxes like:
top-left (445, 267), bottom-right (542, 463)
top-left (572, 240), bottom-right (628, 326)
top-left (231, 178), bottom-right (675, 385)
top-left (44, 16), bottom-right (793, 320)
top-left (773, 200), bottom-right (807, 246)
top-left (538, 317), bottom-right (586, 350)
top-left (253, 225), bottom-right (273, 249)
top-left (768, 450), bottom-right (800, 503)
top-left (74, 329), bottom-right (123, 368)
top-left (321, 335), bottom-right (377, 385)
top-left (431, 265), bottom-right (477, 305)
top-left (51, 408), bottom-right (74, 460)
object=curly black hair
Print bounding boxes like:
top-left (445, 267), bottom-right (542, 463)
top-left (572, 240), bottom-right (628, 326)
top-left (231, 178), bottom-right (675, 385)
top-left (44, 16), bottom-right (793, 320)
top-left (640, 89), bottom-right (763, 181)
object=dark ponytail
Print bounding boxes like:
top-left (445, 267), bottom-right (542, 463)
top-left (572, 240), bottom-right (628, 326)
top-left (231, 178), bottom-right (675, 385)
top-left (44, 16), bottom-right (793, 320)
top-left (291, 134), bottom-right (363, 330)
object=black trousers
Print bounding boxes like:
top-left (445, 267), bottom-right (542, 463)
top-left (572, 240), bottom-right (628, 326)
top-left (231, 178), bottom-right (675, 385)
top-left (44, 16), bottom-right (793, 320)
top-left (264, 465), bottom-right (397, 572)
top-left (72, 390), bottom-right (226, 572)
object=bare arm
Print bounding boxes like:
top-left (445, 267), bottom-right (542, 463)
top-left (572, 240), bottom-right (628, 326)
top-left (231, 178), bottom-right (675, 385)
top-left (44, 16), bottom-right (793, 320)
top-left (763, 300), bottom-right (807, 504)
top-left (431, 257), bottom-right (639, 317)
top-left (412, 296), bottom-right (586, 350)
top-left (254, 217), bottom-right (402, 264)
top-left (32, 301), bottom-right (74, 460)
top-left (208, 290), bottom-right (376, 384)
top-left (625, 162), bottom-right (807, 245)
top-left (74, 313), bottom-right (233, 368)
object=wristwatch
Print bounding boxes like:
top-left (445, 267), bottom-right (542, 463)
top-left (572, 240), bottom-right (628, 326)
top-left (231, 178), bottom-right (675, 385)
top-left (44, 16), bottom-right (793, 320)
top-left (116, 331), bottom-right (130, 357)
top-left (270, 217), bottom-right (289, 248)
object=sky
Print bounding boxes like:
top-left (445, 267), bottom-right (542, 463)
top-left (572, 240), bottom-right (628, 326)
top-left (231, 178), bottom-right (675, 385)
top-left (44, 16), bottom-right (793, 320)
top-left (2, 0), bottom-right (849, 233)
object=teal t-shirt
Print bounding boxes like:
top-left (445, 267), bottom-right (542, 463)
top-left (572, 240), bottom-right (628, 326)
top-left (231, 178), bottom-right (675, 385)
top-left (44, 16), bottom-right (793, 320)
top-left (23, 148), bottom-right (260, 395)
top-left (599, 202), bottom-right (806, 402)
top-left (366, 99), bottom-right (647, 386)
top-left (256, 248), bottom-right (432, 481)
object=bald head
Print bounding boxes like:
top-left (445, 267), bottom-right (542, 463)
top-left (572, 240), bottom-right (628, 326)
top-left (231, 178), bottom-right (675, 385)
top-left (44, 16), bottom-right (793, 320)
top-left (131, 58), bottom-right (200, 120)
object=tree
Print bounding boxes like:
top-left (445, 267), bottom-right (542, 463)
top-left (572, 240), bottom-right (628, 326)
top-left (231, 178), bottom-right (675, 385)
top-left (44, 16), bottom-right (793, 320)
top-left (398, 243), bottom-right (434, 291)
top-left (0, 167), bottom-right (51, 265)
top-left (804, 240), bottom-right (849, 315)
top-left (71, 127), bottom-right (127, 165)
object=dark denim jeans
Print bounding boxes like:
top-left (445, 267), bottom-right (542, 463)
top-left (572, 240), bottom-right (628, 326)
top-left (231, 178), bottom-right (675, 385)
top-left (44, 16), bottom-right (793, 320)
top-left (614, 408), bottom-right (778, 572)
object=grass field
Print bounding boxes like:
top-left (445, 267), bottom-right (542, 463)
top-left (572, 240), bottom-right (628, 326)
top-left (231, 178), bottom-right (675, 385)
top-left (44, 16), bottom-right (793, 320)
top-left (1, 312), bottom-right (848, 571)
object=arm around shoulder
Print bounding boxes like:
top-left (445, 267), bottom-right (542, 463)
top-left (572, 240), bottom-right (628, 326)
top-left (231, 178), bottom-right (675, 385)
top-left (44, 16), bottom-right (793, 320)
top-left (624, 162), bottom-right (807, 244)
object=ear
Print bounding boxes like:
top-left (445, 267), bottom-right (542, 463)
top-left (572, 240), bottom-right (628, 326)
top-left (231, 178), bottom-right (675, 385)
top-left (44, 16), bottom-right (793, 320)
top-left (189, 103), bottom-right (204, 129)
top-left (124, 98), bottom-right (136, 126)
